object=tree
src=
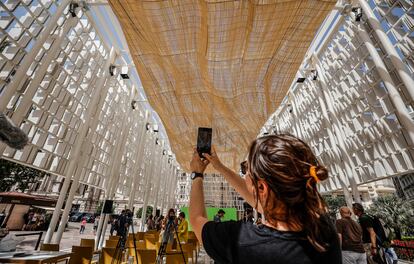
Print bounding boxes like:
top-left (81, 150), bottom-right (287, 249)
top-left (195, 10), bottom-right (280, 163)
top-left (0, 158), bottom-right (48, 192)
top-left (136, 206), bottom-right (153, 219)
top-left (366, 195), bottom-right (414, 240)
top-left (323, 195), bottom-right (346, 219)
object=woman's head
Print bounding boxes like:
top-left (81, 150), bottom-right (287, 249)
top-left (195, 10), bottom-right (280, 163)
top-left (246, 134), bottom-right (329, 251)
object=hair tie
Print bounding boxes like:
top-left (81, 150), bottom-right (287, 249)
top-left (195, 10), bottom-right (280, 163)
top-left (306, 166), bottom-right (320, 187)
top-left (309, 166), bottom-right (320, 183)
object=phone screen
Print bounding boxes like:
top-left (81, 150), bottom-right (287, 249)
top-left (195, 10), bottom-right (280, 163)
top-left (197, 127), bottom-right (212, 158)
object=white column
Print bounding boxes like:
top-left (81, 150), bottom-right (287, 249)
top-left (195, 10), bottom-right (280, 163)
top-left (53, 61), bottom-right (124, 243)
top-left (140, 136), bottom-right (159, 231)
top-left (159, 162), bottom-right (173, 215)
top-left (167, 167), bottom-right (178, 209)
top-left (305, 79), bottom-right (354, 207)
top-left (43, 47), bottom-right (116, 244)
top-left (128, 111), bottom-right (150, 209)
top-left (96, 111), bottom-right (133, 248)
top-left (152, 145), bottom-right (167, 213)
top-left (312, 55), bottom-right (361, 203)
top-left (0, 0), bottom-right (72, 111)
top-left (356, 25), bottom-right (414, 145)
top-left (358, 0), bottom-right (414, 101)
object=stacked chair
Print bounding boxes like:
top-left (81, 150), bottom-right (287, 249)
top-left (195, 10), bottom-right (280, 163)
top-left (60, 230), bottom-right (200, 263)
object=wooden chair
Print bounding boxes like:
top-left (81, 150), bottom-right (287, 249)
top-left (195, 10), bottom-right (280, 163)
top-left (188, 238), bottom-right (199, 254)
top-left (69, 246), bottom-right (93, 264)
top-left (137, 232), bottom-right (145, 241)
top-left (180, 243), bottom-right (195, 264)
top-left (40, 243), bottom-right (60, 251)
top-left (186, 239), bottom-right (198, 263)
top-left (105, 239), bottom-right (118, 248)
top-left (80, 238), bottom-right (95, 249)
top-left (99, 247), bottom-right (120, 264)
top-left (127, 240), bottom-right (146, 260)
top-left (108, 235), bottom-right (120, 241)
top-left (144, 235), bottom-right (158, 250)
top-left (137, 249), bottom-right (156, 264)
top-left (166, 253), bottom-right (188, 264)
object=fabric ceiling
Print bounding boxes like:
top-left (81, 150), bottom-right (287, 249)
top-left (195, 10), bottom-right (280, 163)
top-left (109, 0), bottom-right (337, 171)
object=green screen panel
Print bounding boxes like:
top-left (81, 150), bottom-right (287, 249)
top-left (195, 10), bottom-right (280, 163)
top-left (179, 207), bottom-right (238, 231)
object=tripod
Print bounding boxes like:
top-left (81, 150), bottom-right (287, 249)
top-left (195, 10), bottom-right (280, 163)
top-left (111, 210), bottom-right (139, 264)
top-left (156, 218), bottom-right (186, 264)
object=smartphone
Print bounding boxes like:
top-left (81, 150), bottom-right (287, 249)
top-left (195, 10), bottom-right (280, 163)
top-left (197, 127), bottom-right (212, 158)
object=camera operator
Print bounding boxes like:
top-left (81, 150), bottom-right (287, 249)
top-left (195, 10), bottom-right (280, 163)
top-left (117, 210), bottom-right (132, 239)
top-left (189, 134), bottom-right (341, 264)
top-left (161, 208), bottom-right (177, 244)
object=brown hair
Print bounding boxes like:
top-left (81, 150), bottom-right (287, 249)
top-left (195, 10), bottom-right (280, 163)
top-left (247, 134), bottom-right (330, 252)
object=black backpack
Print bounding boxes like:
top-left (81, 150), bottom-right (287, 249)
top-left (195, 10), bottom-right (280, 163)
top-left (366, 214), bottom-right (390, 246)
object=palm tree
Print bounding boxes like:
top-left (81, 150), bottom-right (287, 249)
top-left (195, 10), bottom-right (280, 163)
top-left (367, 195), bottom-right (414, 240)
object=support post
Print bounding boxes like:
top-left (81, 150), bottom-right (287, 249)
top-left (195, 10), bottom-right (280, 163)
top-left (356, 25), bottom-right (414, 145)
top-left (358, 0), bottom-right (414, 101)
top-left (43, 47), bottom-right (116, 244)
top-left (128, 111), bottom-right (150, 209)
top-left (312, 55), bottom-right (361, 203)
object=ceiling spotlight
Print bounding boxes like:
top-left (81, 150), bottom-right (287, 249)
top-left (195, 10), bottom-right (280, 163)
top-left (153, 124), bottom-right (159, 133)
top-left (109, 65), bottom-right (116, 76)
top-left (296, 77), bottom-right (306, 83)
top-left (352, 7), bottom-right (363, 22)
top-left (311, 70), bottom-right (318, 80)
top-left (69, 3), bottom-right (79, 17)
top-left (155, 138), bottom-right (160, 145)
top-left (120, 66), bottom-right (129, 79)
top-left (131, 100), bottom-right (137, 110)
top-left (145, 123), bottom-right (151, 131)
top-left (163, 150), bottom-right (167, 155)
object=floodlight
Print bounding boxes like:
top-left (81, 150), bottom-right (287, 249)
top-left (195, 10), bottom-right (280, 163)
top-left (120, 66), bottom-right (129, 79)
top-left (109, 65), bottom-right (116, 76)
top-left (69, 3), bottom-right (79, 17)
top-left (131, 100), bottom-right (137, 110)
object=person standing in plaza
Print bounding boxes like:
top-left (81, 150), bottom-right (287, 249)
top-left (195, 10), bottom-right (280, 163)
top-left (352, 203), bottom-right (380, 264)
top-left (336, 206), bottom-right (366, 264)
top-left (79, 217), bottom-right (87, 234)
top-left (213, 209), bottom-right (225, 223)
top-left (93, 216), bottom-right (99, 234)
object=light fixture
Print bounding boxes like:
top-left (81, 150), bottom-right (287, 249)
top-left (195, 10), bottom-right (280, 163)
top-left (69, 3), bottom-right (79, 17)
top-left (109, 65), bottom-right (116, 76)
top-left (352, 7), bottom-right (363, 22)
top-left (120, 66), bottom-right (129, 79)
top-left (131, 100), bottom-right (137, 110)
top-left (145, 123), bottom-right (151, 131)
top-left (296, 77), bottom-right (306, 83)
top-left (153, 124), bottom-right (159, 132)
top-left (311, 70), bottom-right (318, 80)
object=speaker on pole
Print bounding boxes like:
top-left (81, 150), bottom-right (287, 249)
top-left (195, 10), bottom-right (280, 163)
top-left (103, 200), bottom-right (113, 214)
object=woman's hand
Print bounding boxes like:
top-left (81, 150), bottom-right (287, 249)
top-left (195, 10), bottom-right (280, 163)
top-left (202, 146), bottom-right (224, 171)
top-left (190, 149), bottom-right (209, 173)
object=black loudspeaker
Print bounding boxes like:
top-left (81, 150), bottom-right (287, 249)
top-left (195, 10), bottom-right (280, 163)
top-left (103, 200), bottom-right (113, 214)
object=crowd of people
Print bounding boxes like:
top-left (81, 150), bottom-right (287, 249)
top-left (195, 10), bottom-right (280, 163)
top-left (143, 208), bottom-right (189, 244)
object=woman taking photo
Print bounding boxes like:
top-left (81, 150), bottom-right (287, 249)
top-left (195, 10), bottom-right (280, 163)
top-left (189, 134), bottom-right (341, 263)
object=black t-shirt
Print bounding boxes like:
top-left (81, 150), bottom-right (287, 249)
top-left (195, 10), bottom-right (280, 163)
top-left (202, 216), bottom-right (342, 264)
top-left (358, 214), bottom-right (374, 243)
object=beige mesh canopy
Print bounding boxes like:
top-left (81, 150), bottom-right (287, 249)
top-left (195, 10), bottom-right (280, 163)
top-left (109, 0), bottom-right (336, 171)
